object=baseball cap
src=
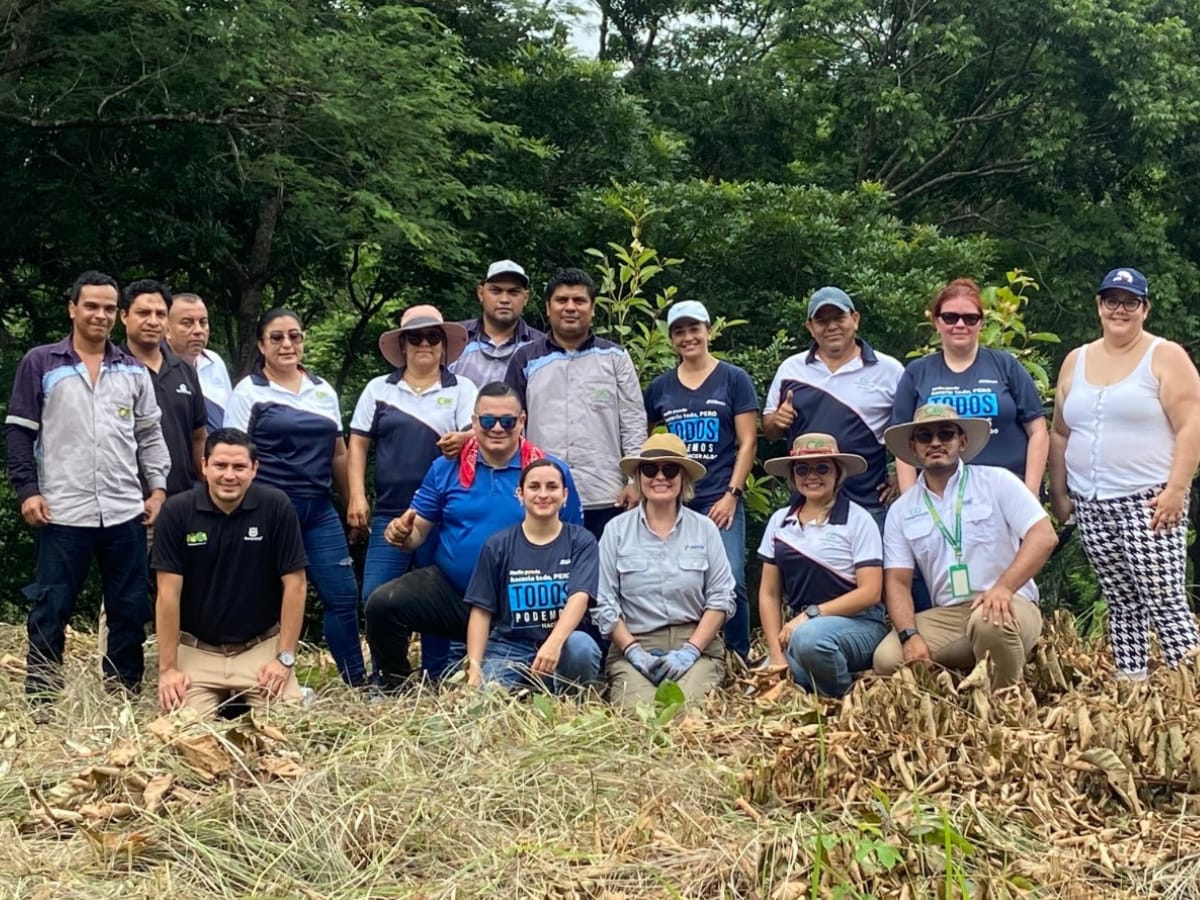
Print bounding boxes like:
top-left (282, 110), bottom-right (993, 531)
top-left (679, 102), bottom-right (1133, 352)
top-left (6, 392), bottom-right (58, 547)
top-left (666, 300), bottom-right (710, 328)
top-left (484, 259), bottom-right (529, 288)
top-left (806, 286), bottom-right (855, 319)
top-left (1097, 267), bottom-right (1148, 298)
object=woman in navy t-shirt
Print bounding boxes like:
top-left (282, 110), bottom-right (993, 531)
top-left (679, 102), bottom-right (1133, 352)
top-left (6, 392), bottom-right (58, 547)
top-left (893, 279), bottom-right (1047, 494)
top-left (643, 301), bottom-right (759, 660)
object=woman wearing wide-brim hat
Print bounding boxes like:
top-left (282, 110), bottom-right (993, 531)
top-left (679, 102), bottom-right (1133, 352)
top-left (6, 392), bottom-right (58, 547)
top-left (593, 433), bottom-right (736, 708)
top-left (347, 304), bottom-right (477, 679)
top-left (757, 433), bottom-right (887, 697)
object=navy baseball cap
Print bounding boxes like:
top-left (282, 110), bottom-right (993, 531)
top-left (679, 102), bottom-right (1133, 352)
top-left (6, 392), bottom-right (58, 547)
top-left (1097, 267), bottom-right (1148, 298)
top-left (806, 286), bottom-right (856, 319)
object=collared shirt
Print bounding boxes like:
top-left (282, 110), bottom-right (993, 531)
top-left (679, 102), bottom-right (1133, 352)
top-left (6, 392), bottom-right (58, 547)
top-left (884, 462), bottom-right (1048, 607)
top-left (594, 504), bottom-right (735, 637)
top-left (129, 343), bottom-right (207, 496)
top-left (196, 348), bottom-right (233, 433)
top-left (5, 335), bottom-right (170, 526)
top-left (506, 332), bottom-right (647, 509)
top-left (223, 368), bottom-right (343, 499)
top-left (763, 339), bottom-right (903, 510)
top-left (349, 367), bottom-right (477, 516)
top-left (410, 450), bottom-right (583, 593)
top-left (757, 492), bottom-right (883, 616)
top-left (450, 317), bottom-right (543, 389)
top-left (151, 482), bottom-right (308, 645)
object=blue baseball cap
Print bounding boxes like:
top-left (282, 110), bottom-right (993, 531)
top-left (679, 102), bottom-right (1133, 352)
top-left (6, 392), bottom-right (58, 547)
top-left (666, 300), bottom-right (710, 328)
top-left (1097, 267), bottom-right (1148, 298)
top-left (806, 286), bottom-right (856, 319)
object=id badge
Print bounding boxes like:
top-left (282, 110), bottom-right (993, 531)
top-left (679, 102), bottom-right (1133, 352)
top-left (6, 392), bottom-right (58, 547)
top-left (948, 563), bottom-right (972, 599)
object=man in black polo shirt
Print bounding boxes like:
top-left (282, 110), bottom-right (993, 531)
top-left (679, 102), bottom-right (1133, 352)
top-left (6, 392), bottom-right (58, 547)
top-left (152, 428), bottom-right (308, 715)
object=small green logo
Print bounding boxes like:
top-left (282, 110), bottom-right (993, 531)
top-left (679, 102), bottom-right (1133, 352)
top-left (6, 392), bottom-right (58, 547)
top-left (185, 531), bottom-right (208, 546)
top-left (436, 396), bottom-right (453, 407)
top-left (117, 406), bottom-right (131, 418)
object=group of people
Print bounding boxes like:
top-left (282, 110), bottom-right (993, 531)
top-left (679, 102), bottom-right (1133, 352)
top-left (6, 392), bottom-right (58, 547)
top-left (5, 261), bottom-right (1198, 718)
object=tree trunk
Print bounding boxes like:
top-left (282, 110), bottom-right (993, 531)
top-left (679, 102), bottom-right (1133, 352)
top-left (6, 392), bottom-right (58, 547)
top-left (233, 189), bottom-right (283, 375)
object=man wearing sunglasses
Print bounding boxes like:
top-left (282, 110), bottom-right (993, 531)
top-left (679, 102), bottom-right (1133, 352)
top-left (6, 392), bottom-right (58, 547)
top-left (450, 260), bottom-right (543, 389)
top-left (872, 404), bottom-right (1057, 691)
top-left (364, 382), bottom-right (583, 689)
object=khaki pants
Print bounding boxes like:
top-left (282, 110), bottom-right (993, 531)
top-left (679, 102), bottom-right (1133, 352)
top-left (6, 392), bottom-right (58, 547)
top-left (177, 635), bottom-right (301, 717)
top-left (873, 597), bottom-right (1042, 690)
top-left (606, 624), bottom-right (725, 709)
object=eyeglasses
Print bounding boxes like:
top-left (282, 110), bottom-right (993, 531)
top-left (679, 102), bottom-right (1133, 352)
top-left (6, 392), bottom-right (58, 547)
top-left (266, 330), bottom-right (304, 345)
top-left (912, 427), bottom-right (963, 444)
top-left (1100, 295), bottom-right (1146, 312)
top-left (639, 462), bottom-right (682, 480)
top-left (404, 330), bottom-right (445, 346)
top-left (792, 461), bottom-right (834, 477)
top-left (937, 312), bottom-right (983, 327)
top-left (477, 414), bottom-right (518, 431)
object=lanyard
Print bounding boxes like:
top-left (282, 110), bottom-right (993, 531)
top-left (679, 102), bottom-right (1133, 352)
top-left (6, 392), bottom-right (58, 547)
top-left (921, 466), bottom-right (969, 561)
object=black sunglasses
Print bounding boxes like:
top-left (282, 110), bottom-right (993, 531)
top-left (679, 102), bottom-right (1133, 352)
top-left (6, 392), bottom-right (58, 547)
top-left (477, 414), bottom-right (518, 431)
top-left (405, 330), bottom-right (445, 346)
top-left (266, 330), bottom-right (304, 345)
top-left (1100, 295), bottom-right (1146, 312)
top-left (639, 462), bottom-right (682, 479)
top-left (937, 312), bottom-right (983, 326)
top-left (792, 461), bottom-right (834, 477)
top-left (912, 426), bottom-right (963, 444)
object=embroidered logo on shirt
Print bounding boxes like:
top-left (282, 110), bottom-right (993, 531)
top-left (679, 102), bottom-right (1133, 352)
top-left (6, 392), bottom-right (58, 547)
top-left (117, 406), bottom-right (131, 418)
top-left (176, 383), bottom-right (193, 395)
top-left (186, 531), bottom-right (208, 546)
top-left (559, 558), bottom-right (572, 565)
top-left (436, 397), bottom-right (453, 406)
top-left (244, 526), bottom-right (263, 542)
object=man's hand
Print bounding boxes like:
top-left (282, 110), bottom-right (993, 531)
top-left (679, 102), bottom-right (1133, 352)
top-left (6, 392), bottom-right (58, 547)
top-left (346, 493), bottom-right (370, 530)
top-left (466, 660), bottom-right (484, 688)
top-left (902, 633), bottom-right (933, 667)
top-left (20, 494), bottom-right (52, 527)
top-left (437, 430), bottom-right (469, 460)
top-left (384, 509), bottom-right (417, 548)
top-left (614, 483), bottom-right (638, 510)
top-left (972, 584), bottom-right (1016, 627)
top-left (143, 489), bottom-right (166, 526)
top-left (772, 390), bottom-right (796, 432)
top-left (531, 637), bottom-right (564, 675)
top-left (1049, 492), bottom-right (1075, 525)
top-left (706, 492), bottom-right (737, 530)
top-left (1148, 485), bottom-right (1187, 533)
top-left (877, 474), bottom-right (899, 506)
top-left (158, 667), bottom-right (191, 711)
top-left (256, 658), bottom-right (292, 699)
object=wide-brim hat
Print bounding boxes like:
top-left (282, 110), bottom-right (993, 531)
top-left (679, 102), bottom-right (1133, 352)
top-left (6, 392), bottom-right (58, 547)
top-left (763, 433), bottom-right (868, 479)
top-left (618, 433), bottom-right (707, 481)
top-left (884, 403), bottom-right (991, 468)
top-left (379, 304), bottom-right (468, 368)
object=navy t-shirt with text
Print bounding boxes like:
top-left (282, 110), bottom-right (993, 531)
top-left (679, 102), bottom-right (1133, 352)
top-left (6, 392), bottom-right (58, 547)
top-left (464, 522), bottom-right (599, 645)
top-left (643, 361), bottom-right (759, 510)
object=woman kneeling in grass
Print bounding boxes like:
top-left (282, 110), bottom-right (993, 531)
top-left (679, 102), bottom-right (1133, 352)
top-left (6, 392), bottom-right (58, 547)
top-left (463, 459), bottom-right (602, 692)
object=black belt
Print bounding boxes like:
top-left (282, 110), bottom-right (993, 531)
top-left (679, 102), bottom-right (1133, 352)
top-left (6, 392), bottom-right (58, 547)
top-left (179, 623), bottom-right (280, 656)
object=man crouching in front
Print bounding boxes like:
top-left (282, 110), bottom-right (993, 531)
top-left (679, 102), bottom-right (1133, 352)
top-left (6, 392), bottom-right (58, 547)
top-left (152, 427), bottom-right (307, 715)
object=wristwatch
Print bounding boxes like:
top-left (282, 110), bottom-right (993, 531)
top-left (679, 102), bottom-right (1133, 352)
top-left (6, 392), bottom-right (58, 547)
top-left (804, 605), bottom-right (822, 619)
top-left (726, 485), bottom-right (744, 498)
top-left (897, 627), bottom-right (919, 645)
top-left (276, 650), bottom-right (297, 668)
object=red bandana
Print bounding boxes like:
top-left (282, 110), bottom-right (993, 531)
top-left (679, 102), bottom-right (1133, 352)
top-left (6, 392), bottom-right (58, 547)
top-left (457, 436), bottom-right (545, 487)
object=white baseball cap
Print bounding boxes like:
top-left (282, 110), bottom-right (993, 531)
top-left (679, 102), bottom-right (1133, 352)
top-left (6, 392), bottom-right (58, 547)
top-left (484, 259), bottom-right (529, 287)
top-left (666, 300), bottom-right (711, 328)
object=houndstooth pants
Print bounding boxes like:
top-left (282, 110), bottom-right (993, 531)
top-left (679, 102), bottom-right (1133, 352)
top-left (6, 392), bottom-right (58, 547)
top-left (1074, 487), bottom-right (1199, 677)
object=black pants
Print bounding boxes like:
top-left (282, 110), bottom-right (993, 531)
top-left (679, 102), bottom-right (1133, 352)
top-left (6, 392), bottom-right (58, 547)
top-left (583, 505), bottom-right (624, 541)
top-left (365, 565), bottom-right (469, 687)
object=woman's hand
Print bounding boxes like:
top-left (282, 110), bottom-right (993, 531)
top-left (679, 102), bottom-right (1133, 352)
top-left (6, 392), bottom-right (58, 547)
top-left (778, 612), bottom-right (810, 649)
top-left (1049, 492), bottom-right (1074, 524)
top-left (707, 492), bottom-right (737, 530)
top-left (1148, 484), bottom-right (1188, 533)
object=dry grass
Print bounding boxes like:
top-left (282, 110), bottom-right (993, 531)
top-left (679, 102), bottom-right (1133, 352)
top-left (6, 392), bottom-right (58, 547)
top-left (1, 614), bottom-right (1199, 899)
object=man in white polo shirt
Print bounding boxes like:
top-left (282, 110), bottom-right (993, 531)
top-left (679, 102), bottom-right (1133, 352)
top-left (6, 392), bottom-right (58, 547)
top-left (873, 404), bottom-right (1057, 690)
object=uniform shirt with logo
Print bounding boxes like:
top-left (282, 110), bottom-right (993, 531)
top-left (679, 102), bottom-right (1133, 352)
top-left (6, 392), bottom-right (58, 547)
top-left (224, 369), bottom-right (344, 499)
top-left (464, 522), bottom-right (598, 645)
top-left (151, 482), bottom-right (309, 644)
top-left (757, 492), bottom-right (883, 616)
top-left (451, 317), bottom-right (543, 389)
top-left (883, 462), bottom-right (1048, 608)
top-left (130, 343), bottom-right (207, 496)
top-left (197, 349), bottom-right (233, 433)
top-left (643, 361), bottom-right (759, 511)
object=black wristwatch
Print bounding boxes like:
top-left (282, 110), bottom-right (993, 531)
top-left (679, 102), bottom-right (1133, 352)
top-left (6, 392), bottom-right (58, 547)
top-left (804, 604), bottom-right (822, 619)
top-left (897, 627), bottom-right (919, 645)
top-left (726, 485), bottom-right (744, 498)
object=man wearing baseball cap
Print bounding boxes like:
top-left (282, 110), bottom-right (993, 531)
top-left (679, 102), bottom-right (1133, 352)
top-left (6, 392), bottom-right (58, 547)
top-left (450, 259), bottom-right (543, 389)
top-left (763, 286), bottom-right (904, 529)
top-left (873, 404), bottom-right (1057, 690)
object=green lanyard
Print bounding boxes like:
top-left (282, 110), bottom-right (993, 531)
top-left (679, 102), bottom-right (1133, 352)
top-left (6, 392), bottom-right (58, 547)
top-left (921, 466), bottom-right (969, 561)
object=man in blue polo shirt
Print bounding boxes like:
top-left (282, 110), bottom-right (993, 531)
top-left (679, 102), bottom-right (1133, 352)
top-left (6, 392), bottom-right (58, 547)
top-left (364, 382), bottom-right (582, 688)
top-left (763, 286), bottom-right (904, 529)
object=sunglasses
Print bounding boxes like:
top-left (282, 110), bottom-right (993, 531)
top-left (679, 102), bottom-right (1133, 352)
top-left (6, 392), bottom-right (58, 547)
top-left (1100, 295), bottom-right (1146, 312)
top-left (266, 330), bottom-right (304, 345)
top-left (404, 330), bottom-right (445, 346)
top-left (792, 461), bottom-right (834, 477)
top-left (639, 462), bottom-right (682, 480)
top-left (477, 414), bottom-right (518, 431)
top-left (937, 312), bottom-right (983, 326)
top-left (912, 427), bottom-right (963, 444)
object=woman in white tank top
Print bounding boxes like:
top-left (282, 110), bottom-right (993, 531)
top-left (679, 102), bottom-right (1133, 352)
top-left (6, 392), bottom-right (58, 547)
top-left (1048, 267), bottom-right (1200, 679)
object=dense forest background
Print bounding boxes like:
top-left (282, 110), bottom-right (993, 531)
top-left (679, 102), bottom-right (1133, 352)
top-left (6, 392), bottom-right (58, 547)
top-left (2, 0), bottom-right (1199, 622)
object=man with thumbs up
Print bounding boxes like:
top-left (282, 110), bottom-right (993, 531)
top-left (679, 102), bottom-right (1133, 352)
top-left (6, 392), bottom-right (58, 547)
top-left (763, 287), bottom-right (904, 530)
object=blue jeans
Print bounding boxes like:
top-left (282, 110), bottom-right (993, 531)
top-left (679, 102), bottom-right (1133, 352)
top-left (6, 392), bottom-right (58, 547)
top-left (25, 518), bottom-right (148, 694)
top-left (786, 607), bottom-right (888, 698)
top-left (291, 496), bottom-right (365, 685)
top-left (694, 497), bottom-right (749, 660)
top-left (481, 631), bottom-right (602, 693)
